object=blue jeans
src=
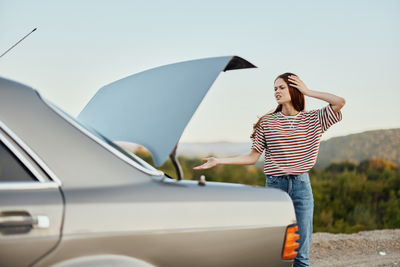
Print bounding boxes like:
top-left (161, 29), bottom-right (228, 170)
top-left (266, 173), bottom-right (314, 267)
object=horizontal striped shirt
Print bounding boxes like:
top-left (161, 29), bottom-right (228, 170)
top-left (251, 104), bottom-right (342, 176)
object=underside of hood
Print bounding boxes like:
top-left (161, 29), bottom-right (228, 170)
top-left (78, 56), bottom-right (256, 167)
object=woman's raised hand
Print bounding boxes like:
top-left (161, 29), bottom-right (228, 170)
top-left (288, 75), bottom-right (310, 95)
top-left (192, 157), bottom-right (218, 170)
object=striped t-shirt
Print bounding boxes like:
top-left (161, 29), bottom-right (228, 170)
top-left (251, 104), bottom-right (342, 176)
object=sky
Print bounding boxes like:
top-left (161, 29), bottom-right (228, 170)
top-left (1, 0), bottom-right (399, 143)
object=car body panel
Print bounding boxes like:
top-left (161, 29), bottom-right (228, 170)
top-left (36, 180), bottom-right (295, 267)
top-left (0, 187), bottom-right (64, 267)
top-left (0, 128), bottom-right (64, 267)
top-left (53, 255), bottom-right (154, 267)
top-left (0, 78), bottom-right (158, 189)
top-left (41, 226), bottom-right (290, 267)
top-left (78, 56), bottom-right (256, 167)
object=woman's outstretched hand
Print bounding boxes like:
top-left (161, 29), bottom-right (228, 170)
top-left (288, 75), bottom-right (310, 95)
top-left (192, 157), bottom-right (218, 170)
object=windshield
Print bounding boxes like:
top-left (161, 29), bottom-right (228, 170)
top-left (42, 97), bottom-right (162, 175)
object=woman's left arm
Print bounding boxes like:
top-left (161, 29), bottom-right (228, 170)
top-left (288, 75), bottom-right (346, 113)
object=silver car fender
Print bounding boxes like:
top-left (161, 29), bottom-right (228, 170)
top-left (52, 254), bottom-right (154, 267)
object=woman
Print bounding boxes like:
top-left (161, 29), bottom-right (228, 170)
top-left (193, 73), bottom-right (345, 267)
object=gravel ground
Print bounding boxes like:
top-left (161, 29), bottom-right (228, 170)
top-left (310, 229), bottom-right (400, 266)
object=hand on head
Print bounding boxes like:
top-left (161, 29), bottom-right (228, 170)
top-left (288, 75), bottom-right (310, 95)
top-left (192, 157), bottom-right (218, 170)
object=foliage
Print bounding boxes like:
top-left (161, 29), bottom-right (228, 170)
top-left (310, 160), bottom-right (400, 233)
top-left (134, 147), bottom-right (400, 234)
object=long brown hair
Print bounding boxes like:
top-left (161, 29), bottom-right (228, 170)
top-left (250, 72), bottom-right (305, 139)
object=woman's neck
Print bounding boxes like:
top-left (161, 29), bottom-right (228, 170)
top-left (281, 103), bottom-right (300, 116)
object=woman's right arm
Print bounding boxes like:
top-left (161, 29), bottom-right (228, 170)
top-left (192, 149), bottom-right (262, 170)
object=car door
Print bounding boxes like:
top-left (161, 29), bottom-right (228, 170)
top-left (0, 127), bottom-right (64, 267)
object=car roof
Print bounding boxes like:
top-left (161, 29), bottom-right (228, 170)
top-left (0, 78), bottom-right (160, 189)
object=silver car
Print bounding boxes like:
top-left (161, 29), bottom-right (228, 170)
top-left (0, 56), bottom-right (299, 267)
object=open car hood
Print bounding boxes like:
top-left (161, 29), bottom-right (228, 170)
top-left (78, 56), bottom-right (256, 167)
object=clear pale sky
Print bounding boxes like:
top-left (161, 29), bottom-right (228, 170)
top-left (1, 1), bottom-right (399, 143)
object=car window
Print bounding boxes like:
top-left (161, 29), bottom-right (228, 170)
top-left (0, 141), bottom-right (37, 182)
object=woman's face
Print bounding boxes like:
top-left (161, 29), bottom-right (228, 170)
top-left (274, 78), bottom-right (291, 104)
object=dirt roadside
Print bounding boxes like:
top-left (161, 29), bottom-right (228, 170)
top-left (310, 229), bottom-right (400, 266)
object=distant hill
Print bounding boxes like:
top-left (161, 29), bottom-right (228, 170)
top-left (315, 128), bottom-right (400, 168)
top-left (177, 128), bottom-right (400, 168)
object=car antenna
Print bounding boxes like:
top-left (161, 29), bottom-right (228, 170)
top-left (0, 28), bottom-right (37, 58)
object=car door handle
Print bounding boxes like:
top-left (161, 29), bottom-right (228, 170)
top-left (0, 214), bottom-right (49, 228)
